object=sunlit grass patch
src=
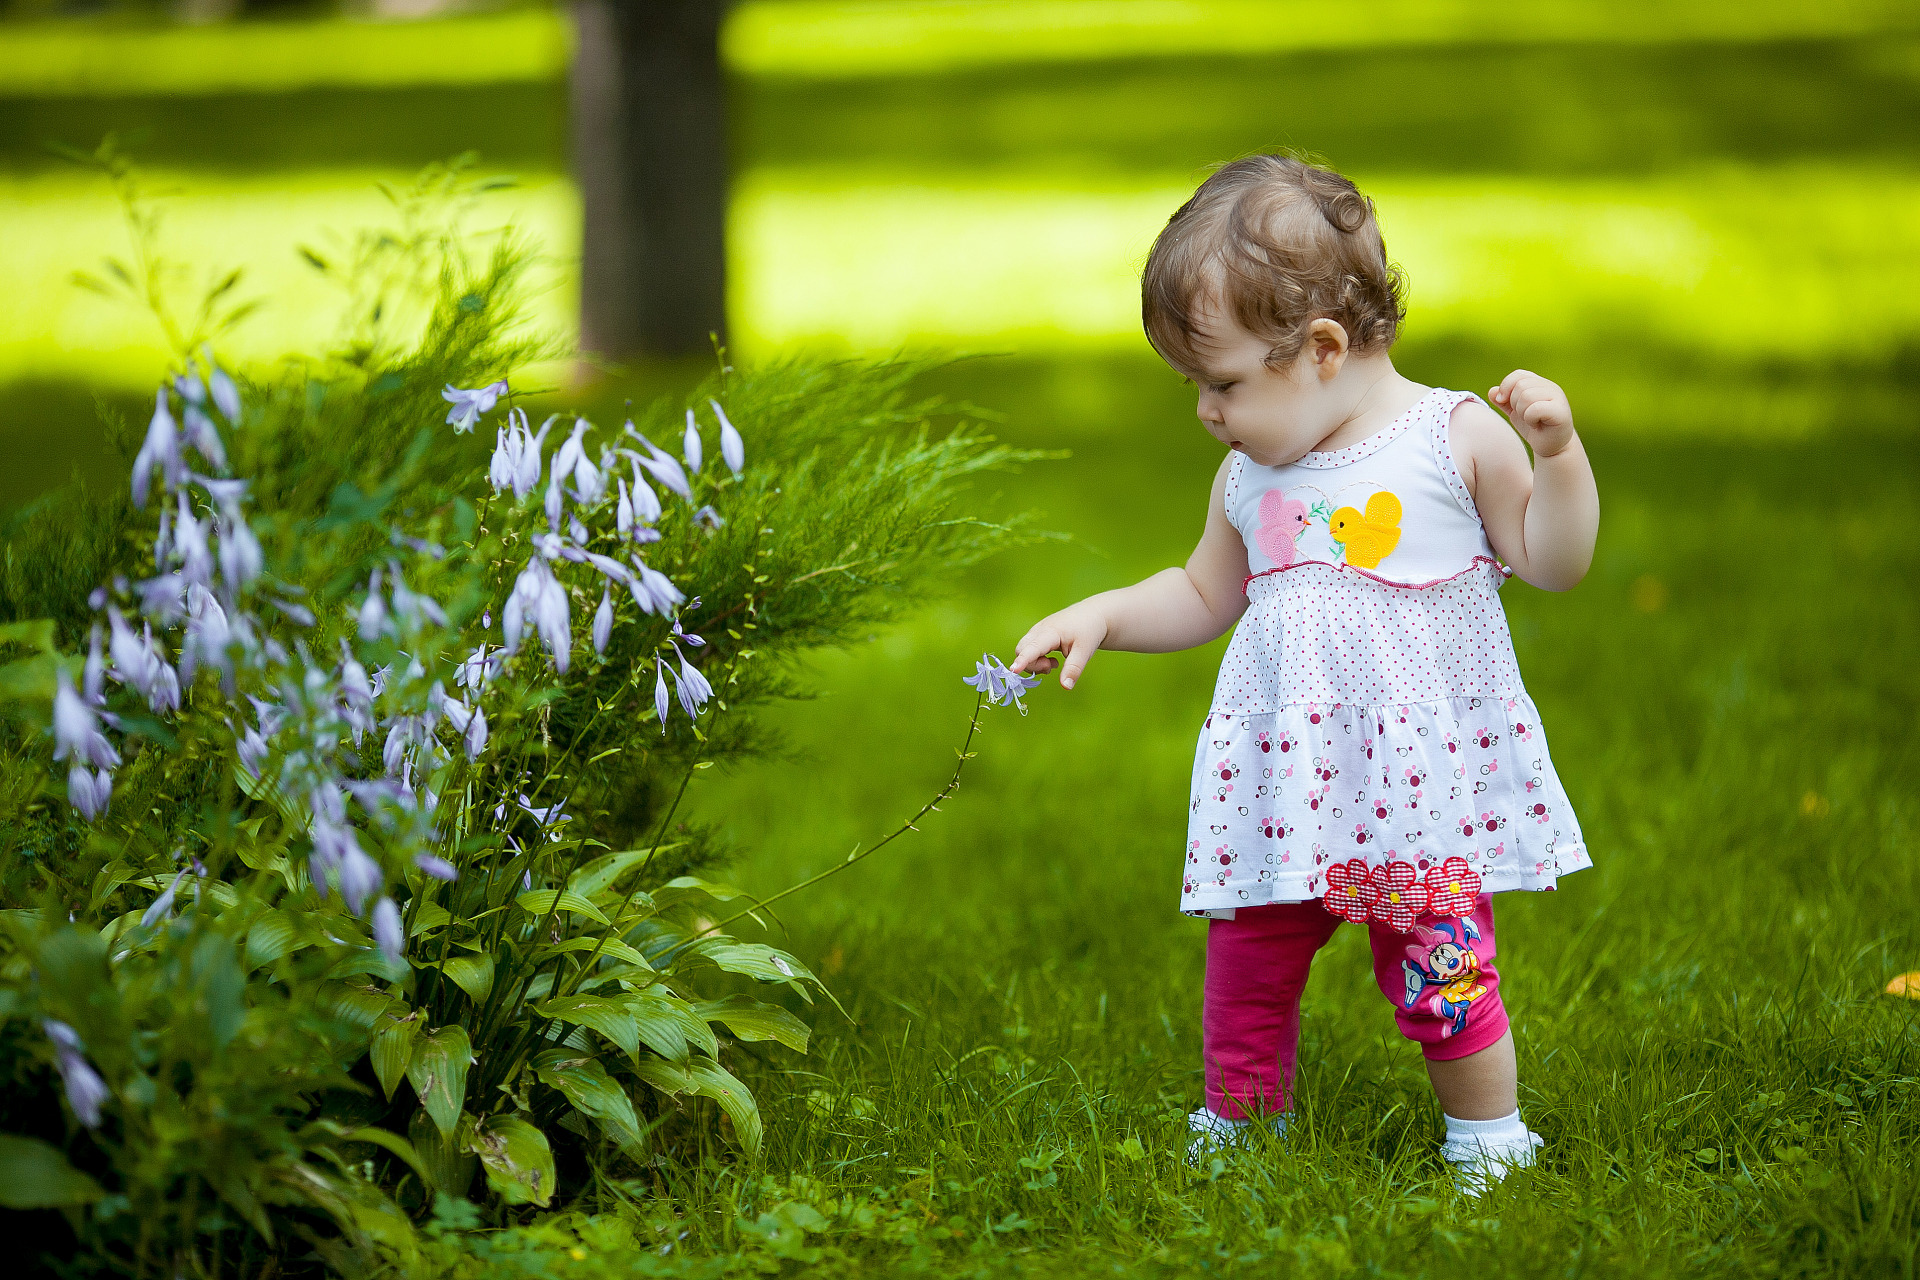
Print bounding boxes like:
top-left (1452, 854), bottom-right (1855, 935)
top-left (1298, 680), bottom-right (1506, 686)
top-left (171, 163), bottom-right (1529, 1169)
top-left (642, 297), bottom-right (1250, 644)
top-left (10, 161), bottom-right (1917, 429)
top-left (0, 168), bottom-right (578, 388)
top-left (733, 163), bottom-right (1920, 370)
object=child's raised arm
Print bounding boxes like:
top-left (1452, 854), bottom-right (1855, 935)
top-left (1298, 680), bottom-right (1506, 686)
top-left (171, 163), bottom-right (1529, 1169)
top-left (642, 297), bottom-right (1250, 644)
top-left (1451, 370), bottom-right (1600, 592)
top-left (1010, 453), bottom-right (1250, 689)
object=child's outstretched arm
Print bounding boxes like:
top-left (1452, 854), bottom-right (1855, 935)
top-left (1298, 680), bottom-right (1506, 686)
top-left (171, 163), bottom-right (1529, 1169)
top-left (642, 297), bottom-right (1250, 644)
top-left (1010, 453), bottom-right (1250, 689)
top-left (1452, 370), bottom-right (1600, 592)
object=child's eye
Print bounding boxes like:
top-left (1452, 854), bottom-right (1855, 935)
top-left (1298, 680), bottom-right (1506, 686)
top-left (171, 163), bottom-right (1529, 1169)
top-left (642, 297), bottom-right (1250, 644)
top-left (1207, 382), bottom-right (1235, 395)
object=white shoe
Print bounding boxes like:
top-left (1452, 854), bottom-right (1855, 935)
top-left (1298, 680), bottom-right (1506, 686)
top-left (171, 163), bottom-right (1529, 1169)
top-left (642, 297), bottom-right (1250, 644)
top-left (1186, 1107), bottom-right (1285, 1165)
top-left (1443, 1127), bottom-right (1543, 1195)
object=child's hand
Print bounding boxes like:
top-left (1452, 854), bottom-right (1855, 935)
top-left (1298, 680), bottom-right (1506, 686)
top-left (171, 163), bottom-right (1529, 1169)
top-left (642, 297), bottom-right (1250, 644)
top-left (1489, 370), bottom-right (1576, 459)
top-left (1010, 605), bottom-right (1109, 690)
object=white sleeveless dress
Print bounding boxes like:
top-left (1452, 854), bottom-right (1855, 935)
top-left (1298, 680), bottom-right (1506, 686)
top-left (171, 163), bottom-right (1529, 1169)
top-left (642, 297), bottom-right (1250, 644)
top-left (1182, 388), bottom-right (1589, 921)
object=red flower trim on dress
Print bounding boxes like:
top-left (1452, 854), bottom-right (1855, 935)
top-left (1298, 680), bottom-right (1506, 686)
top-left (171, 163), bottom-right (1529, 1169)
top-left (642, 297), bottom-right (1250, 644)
top-left (1321, 857), bottom-right (1485, 929)
top-left (1244, 554), bottom-right (1510, 597)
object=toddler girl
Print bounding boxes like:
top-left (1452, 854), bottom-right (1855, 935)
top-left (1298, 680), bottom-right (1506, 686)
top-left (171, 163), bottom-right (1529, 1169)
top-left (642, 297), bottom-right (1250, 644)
top-left (1009, 155), bottom-right (1599, 1191)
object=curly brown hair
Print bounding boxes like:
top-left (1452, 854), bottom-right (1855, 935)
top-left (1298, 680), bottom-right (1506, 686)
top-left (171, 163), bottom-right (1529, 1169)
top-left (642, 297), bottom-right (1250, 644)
top-left (1142, 154), bottom-right (1407, 378)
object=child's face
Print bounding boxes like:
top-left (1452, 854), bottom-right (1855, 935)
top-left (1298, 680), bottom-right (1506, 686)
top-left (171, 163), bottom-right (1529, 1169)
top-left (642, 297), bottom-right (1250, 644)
top-left (1183, 305), bottom-right (1349, 467)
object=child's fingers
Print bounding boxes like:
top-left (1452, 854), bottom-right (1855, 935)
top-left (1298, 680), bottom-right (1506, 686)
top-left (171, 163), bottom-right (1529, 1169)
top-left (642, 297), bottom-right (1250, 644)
top-left (1010, 625), bottom-right (1068, 674)
top-left (1058, 636), bottom-right (1097, 690)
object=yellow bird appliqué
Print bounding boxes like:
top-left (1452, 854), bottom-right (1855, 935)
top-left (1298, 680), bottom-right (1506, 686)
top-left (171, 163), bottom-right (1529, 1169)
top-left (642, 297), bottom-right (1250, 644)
top-left (1328, 491), bottom-right (1403, 569)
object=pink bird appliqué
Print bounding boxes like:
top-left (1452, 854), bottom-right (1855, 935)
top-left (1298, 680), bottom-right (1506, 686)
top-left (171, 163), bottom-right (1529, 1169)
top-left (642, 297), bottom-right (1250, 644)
top-left (1256, 490), bottom-right (1311, 566)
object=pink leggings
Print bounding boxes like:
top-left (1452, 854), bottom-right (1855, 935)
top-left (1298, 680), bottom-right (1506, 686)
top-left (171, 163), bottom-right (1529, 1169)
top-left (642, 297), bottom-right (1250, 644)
top-left (1204, 894), bottom-right (1507, 1119)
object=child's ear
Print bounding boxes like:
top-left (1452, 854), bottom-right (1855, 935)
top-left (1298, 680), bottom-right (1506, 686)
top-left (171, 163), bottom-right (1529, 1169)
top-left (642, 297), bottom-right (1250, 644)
top-left (1306, 319), bottom-right (1350, 378)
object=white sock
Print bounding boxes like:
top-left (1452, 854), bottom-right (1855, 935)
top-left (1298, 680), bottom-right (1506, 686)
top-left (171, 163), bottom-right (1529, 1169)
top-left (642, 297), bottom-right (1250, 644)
top-left (1442, 1109), bottom-right (1534, 1160)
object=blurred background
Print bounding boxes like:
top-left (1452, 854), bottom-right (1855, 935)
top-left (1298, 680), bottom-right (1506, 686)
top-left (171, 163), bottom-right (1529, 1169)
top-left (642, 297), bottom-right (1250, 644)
top-left (3, 0), bottom-right (1917, 996)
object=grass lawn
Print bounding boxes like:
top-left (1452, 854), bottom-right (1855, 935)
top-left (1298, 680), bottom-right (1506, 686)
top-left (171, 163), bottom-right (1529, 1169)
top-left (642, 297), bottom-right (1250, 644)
top-left (640, 359), bottom-right (1920, 1277)
top-left (3, 6), bottom-right (1918, 1275)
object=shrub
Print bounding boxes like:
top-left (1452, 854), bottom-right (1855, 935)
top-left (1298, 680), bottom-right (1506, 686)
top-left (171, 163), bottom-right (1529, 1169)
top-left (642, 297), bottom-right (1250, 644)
top-left (0, 159), bottom-right (1037, 1276)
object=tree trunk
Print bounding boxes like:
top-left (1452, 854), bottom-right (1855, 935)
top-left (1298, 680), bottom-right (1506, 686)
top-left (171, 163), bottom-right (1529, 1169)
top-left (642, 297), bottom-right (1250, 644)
top-left (570, 0), bottom-right (729, 362)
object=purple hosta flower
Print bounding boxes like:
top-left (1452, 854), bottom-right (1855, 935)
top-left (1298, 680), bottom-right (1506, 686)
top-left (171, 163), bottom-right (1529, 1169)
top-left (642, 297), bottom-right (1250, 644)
top-left (357, 568), bottom-right (389, 640)
top-left (338, 642), bottom-right (376, 744)
top-left (54, 669), bottom-right (118, 770)
top-left (173, 493), bottom-right (214, 588)
top-left (387, 564), bottom-right (447, 630)
top-left (592, 586), bottom-right (614, 656)
top-left (236, 722), bottom-right (271, 778)
top-left (627, 556), bottom-right (684, 616)
top-left (435, 693), bottom-right (489, 761)
top-left (83, 626), bottom-right (106, 706)
top-left (67, 765), bottom-right (110, 820)
top-left (490, 408), bottom-right (550, 501)
top-left (44, 1021), bottom-right (108, 1130)
top-left (176, 372), bottom-right (205, 406)
top-left (672, 618), bottom-right (705, 648)
top-left (653, 661), bottom-right (671, 732)
top-left (136, 572), bottom-right (187, 624)
top-left (615, 478), bottom-right (635, 539)
top-left (109, 610), bottom-right (180, 714)
top-left (131, 388), bottom-right (182, 509)
top-left (550, 419), bottom-right (589, 496)
top-left (390, 529), bottom-right (446, 561)
top-left (711, 399), bottom-right (745, 476)
top-left (682, 407), bottom-right (704, 474)
top-left (963, 653), bottom-right (1041, 712)
top-left (692, 505), bottom-right (724, 530)
top-left (179, 584), bottom-right (233, 688)
top-left (544, 468), bottom-right (565, 535)
top-left (140, 867), bottom-right (189, 928)
top-left (627, 460), bottom-right (663, 524)
top-left (414, 852), bottom-right (458, 881)
top-left (180, 399), bottom-right (227, 471)
top-left (270, 597), bottom-right (316, 626)
top-left (625, 425), bottom-right (691, 500)
top-left (463, 704), bottom-right (488, 759)
top-left (456, 644), bottom-right (498, 694)
top-left (506, 557), bottom-right (572, 672)
top-left (211, 496), bottom-right (260, 587)
top-left (673, 651), bottom-right (713, 718)
top-left (372, 897), bottom-right (404, 963)
top-left (569, 441), bottom-right (607, 507)
top-left (443, 380), bottom-right (508, 433)
top-left (206, 354), bottom-right (241, 422)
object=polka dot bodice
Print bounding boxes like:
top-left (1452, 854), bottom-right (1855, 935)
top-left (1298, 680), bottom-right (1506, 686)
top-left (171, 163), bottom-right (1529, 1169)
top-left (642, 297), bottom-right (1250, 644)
top-left (1181, 388), bottom-right (1589, 916)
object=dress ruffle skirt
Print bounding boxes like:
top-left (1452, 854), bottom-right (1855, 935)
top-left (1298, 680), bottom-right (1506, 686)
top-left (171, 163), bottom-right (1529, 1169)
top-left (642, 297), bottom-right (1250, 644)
top-left (1182, 560), bottom-right (1589, 916)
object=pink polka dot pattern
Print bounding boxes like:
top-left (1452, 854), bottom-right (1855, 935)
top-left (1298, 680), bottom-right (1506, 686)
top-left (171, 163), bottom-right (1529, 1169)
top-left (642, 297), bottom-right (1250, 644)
top-left (1181, 388), bottom-right (1590, 916)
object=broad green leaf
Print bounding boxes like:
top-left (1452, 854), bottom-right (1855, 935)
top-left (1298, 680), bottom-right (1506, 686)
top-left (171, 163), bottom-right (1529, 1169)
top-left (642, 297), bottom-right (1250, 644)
top-left (686, 1058), bottom-right (763, 1155)
top-left (633, 1056), bottom-right (692, 1096)
top-left (440, 953), bottom-right (494, 1003)
top-left (695, 995), bottom-right (811, 1053)
top-left (651, 876), bottom-right (746, 908)
top-left (245, 910), bottom-right (300, 969)
top-left (515, 890), bottom-right (610, 925)
top-left (534, 1051), bottom-right (645, 1154)
top-left (212, 1168), bottom-right (273, 1241)
top-left (534, 995), bottom-right (638, 1056)
top-left (568, 848), bottom-right (672, 899)
top-left (371, 1013), bottom-right (421, 1099)
top-left (468, 1115), bottom-right (554, 1207)
top-left (344, 1126), bottom-right (436, 1188)
top-left (407, 1026), bottom-right (474, 1138)
top-left (408, 1107), bottom-right (475, 1196)
top-left (0, 1133), bottom-right (103, 1208)
top-left (409, 901), bottom-right (452, 937)
top-left (627, 989), bottom-right (716, 1061)
top-left (191, 933), bottom-right (246, 1049)
top-left (693, 941), bottom-right (818, 997)
top-left (320, 982), bottom-right (397, 1030)
top-left (532, 935), bottom-right (652, 970)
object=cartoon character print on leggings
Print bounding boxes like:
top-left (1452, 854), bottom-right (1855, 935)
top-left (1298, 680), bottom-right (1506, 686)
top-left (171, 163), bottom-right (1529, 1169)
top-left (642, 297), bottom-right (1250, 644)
top-left (1401, 917), bottom-right (1488, 1038)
